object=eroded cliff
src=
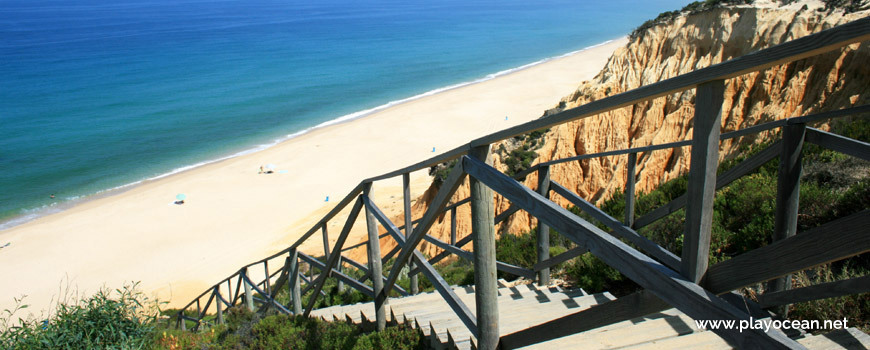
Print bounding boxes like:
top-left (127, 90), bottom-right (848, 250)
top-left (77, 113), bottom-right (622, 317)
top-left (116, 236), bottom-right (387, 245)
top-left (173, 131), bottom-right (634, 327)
top-left (355, 1), bottom-right (869, 260)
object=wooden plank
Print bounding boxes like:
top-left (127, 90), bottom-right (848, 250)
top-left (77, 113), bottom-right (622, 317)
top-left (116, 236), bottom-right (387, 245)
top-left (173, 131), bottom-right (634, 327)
top-left (470, 17), bottom-right (870, 148)
top-left (451, 207), bottom-right (457, 245)
top-left (214, 287), bottom-right (224, 325)
top-left (625, 152), bottom-right (637, 227)
top-left (443, 197), bottom-right (471, 213)
top-left (289, 250), bottom-right (302, 314)
top-left (704, 210), bottom-right (870, 293)
top-left (532, 246), bottom-right (587, 272)
top-left (366, 144), bottom-right (468, 183)
top-left (720, 119), bottom-right (786, 141)
top-left (241, 273), bottom-right (291, 314)
top-left (263, 261), bottom-right (271, 295)
top-left (758, 275), bottom-right (870, 308)
top-left (380, 159), bottom-right (467, 306)
top-left (469, 145), bottom-right (499, 350)
top-left (769, 123), bottom-right (805, 316)
top-left (534, 140), bottom-right (693, 171)
top-left (682, 80), bottom-right (725, 283)
top-left (342, 231), bottom-right (390, 252)
top-left (551, 181), bottom-right (681, 271)
top-left (536, 165), bottom-right (551, 286)
top-left (633, 140), bottom-right (781, 229)
top-left (242, 267), bottom-right (254, 311)
top-left (290, 183), bottom-right (364, 250)
top-left (233, 274), bottom-right (243, 307)
top-left (407, 233), bottom-right (474, 276)
top-left (195, 292), bottom-right (215, 331)
top-left (336, 201), bottom-right (408, 297)
top-left (500, 290), bottom-right (670, 349)
top-left (461, 155), bottom-right (801, 348)
top-left (268, 256), bottom-right (291, 301)
top-left (303, 196), bottom-right (364, 317)
top-left (299, 252), bottom-right (375, 297)
top-left (381, 244), bottom-right (402, 265)
top-left (404, 172), bottom-right (419, 295)
top-left (363, 183), bottom-right (386, 331)
top-left (340, 256), bottom-right (408, 296)
top-left (787, 104), bottom-right (870, 125)
top-left (364, 195), bottom-right (478, 335)
top-left (805, 127), bottom-right (870, 161)
top-left (494, 203), bottom-right (521, 225)
top-left (421, 232), bottom-right (535, 279)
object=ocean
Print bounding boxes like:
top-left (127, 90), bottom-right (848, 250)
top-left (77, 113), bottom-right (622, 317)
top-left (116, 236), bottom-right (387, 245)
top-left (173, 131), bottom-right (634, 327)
top-left (0, 0), bottom-right (688, 229)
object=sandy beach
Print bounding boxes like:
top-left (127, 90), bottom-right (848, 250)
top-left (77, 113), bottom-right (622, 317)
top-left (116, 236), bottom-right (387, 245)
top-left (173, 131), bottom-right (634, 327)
top-left (0, 38), bottom-right (626, 315)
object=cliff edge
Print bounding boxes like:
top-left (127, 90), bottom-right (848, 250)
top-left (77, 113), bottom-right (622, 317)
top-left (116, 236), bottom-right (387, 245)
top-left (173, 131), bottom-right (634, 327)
top-left (353, 0), bottom-right (869, 260)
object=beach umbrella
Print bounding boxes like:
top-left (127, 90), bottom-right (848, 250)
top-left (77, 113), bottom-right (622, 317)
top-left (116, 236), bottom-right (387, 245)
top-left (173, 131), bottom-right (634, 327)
top-left (265, 164), bottom-right (276, 170)
top-left (176, 193), bottom-right (187, 201)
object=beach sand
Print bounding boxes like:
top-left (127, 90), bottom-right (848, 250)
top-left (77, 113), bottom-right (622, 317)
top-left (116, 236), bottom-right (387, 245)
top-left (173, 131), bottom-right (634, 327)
top-left (0, 38), bottom-right (627, 314)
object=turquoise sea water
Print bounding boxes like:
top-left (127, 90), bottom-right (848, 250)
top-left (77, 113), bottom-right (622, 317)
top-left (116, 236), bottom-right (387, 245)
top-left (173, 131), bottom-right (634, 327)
top-left (0, 0), bottom-right (688, 229)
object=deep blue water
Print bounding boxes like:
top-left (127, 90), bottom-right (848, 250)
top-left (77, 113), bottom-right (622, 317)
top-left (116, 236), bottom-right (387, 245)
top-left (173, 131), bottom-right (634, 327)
top-left (0, 0), bottom-right (688, 229)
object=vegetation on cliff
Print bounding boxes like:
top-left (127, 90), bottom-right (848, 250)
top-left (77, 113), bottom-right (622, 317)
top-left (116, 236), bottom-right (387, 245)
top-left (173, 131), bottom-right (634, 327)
top-left (631, 0), bottom-right (869, 40)
top-left (494, 116), bottom-right (869, 331)
top-left (630, 0), bottom-right (754, 39)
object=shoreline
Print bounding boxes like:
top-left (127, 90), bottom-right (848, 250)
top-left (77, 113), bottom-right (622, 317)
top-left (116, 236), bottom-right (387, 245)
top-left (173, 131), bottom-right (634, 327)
top-left (0, 40), bottom-right (616, 233)
top-left (0, 37), bottom-right (628, 315)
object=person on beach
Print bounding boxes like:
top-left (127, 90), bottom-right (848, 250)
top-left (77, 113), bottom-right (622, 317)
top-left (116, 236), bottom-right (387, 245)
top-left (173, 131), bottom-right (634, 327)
top-left (259, 166), bottom-right (264, 174)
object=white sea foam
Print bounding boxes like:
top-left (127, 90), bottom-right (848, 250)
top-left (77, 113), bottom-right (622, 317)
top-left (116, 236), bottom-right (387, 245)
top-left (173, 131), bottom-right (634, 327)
top-left (0, 39), bottom-right (618, 232)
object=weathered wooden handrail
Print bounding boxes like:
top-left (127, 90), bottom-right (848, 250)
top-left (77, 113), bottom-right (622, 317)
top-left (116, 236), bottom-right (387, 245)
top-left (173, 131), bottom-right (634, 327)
top-left (174, 19), bottom-right (870, 349)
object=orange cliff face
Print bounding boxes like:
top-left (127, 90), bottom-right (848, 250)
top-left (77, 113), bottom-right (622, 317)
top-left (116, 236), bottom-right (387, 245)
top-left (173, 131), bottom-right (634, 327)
top-left (349, 2), bottom-right (870, 263)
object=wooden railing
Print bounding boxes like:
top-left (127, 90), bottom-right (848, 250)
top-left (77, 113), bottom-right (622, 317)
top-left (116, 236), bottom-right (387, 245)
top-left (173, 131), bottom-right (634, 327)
top-left (173, 17), bottom-right (870, 349)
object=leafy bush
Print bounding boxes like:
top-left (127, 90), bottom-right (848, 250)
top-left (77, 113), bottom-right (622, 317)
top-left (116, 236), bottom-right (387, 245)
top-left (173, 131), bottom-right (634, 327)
top-left (789, 263), bottom-right (870, 333)
top-left (429, 160), bottom-right (458, 188)
top-left (564, 253), bottom-right (636, 294)
top-left (1, 283), bottom-right (158, 350)
top-left (208, 313), bottom-right (425, 350)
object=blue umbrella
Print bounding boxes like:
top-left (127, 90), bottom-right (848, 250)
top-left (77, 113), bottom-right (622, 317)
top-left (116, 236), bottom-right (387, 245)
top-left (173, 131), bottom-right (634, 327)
top-left (176, 193), bottom-right (187, 201)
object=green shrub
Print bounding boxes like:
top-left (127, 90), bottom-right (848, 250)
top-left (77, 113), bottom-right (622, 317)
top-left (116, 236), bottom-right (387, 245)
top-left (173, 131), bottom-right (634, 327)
top-left (353, 324), bottom-right (427, 350)
top-left (564, 253), bottom-right (636, 294)
top-left (1, 283), bottom-right (158, 350)
top-left (205, 313), bottom-right (425, 350)
top-left (789, 263), bottom-right (870, 333)
top-left (631, 0), bottom-right (754, 39)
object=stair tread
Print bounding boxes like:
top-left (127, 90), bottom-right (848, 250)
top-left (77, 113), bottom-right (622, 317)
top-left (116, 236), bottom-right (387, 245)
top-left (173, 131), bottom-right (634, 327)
top-left (523, 313), bottom-right (699, 349)
top-left (798, 328), bottom-right (870, 350)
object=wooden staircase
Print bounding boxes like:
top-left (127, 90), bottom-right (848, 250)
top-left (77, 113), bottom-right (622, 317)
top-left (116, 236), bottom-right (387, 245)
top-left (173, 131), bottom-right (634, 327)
top-left (309, 281), bottom-right (870, 350)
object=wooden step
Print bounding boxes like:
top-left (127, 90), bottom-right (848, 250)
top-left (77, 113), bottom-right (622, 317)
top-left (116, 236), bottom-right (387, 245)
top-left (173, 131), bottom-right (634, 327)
top-left (523, 313), bottom-right (700, 349)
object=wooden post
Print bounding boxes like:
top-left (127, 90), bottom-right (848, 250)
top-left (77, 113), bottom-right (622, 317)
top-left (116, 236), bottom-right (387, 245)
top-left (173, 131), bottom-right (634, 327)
top-left (363, 182), bottom-right (386, 331)
top-left (179, 313), bottom-right (186, 331)
top-left (625, 152), bottom-right (637, 227)
top-left (263, 262), bottom-right (271, 295)
top-left (469, 145), bottom-right (499, 349)
top-left (450, 207), bottom-right (457, 246)
top-left (403, 172), bottom-right (419, 295)
top-left (226, 279), bottom-right (233, 307)
top-left (768, 123), bottom-right (806, 317)
top-left (322, 225), bottom-right (344, 293)
top-left (682, 79), bottom-right (725, 283)
top-left (215, 286), bottom-right (224, 325)
top-left (242, 267), bottom-right (255, 311)
top-left (536, 165), bottom-right (551, 286)
top-left (287, 249), bottom-right (302, 314)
